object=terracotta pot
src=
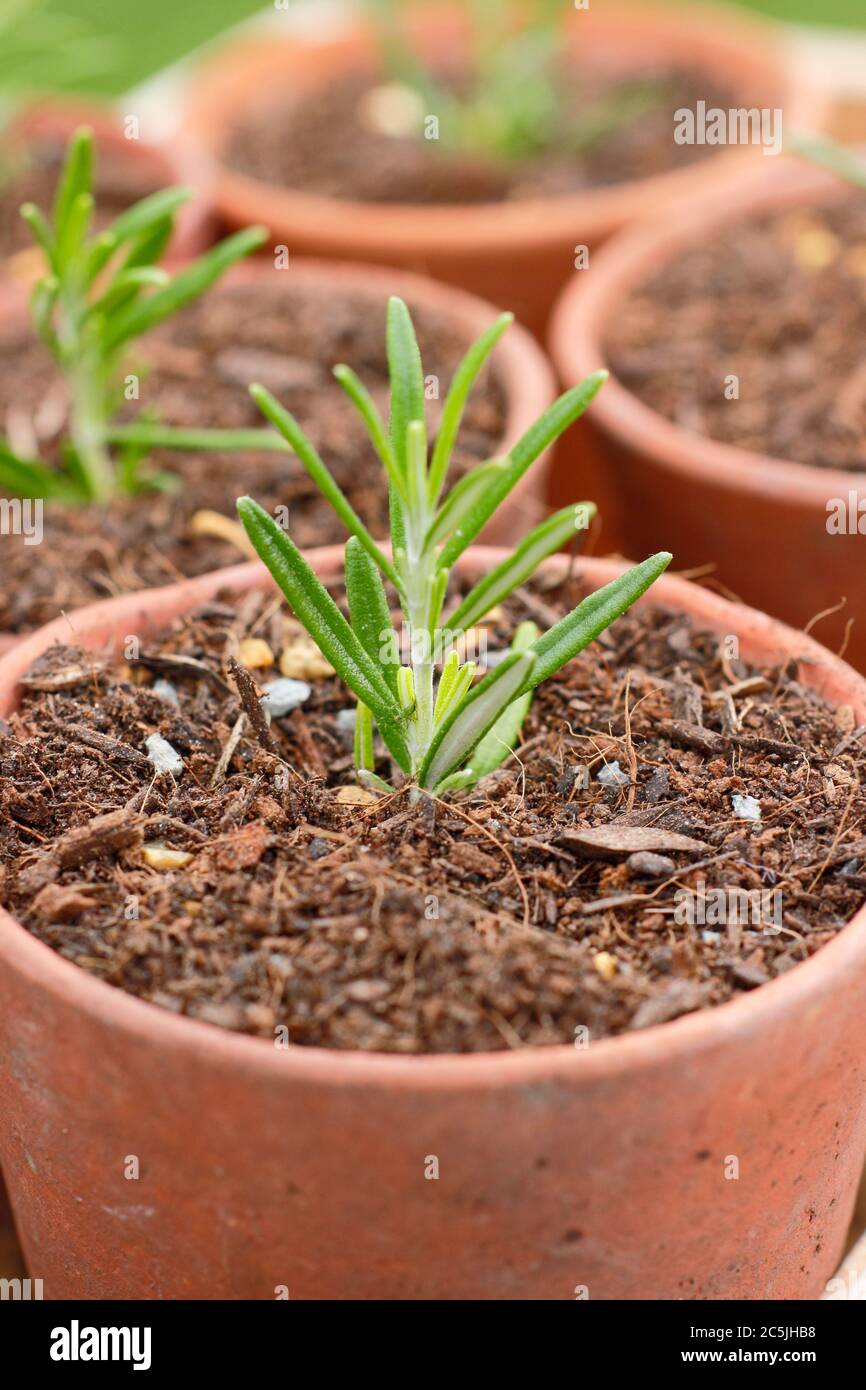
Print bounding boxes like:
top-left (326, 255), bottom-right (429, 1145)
top-left (1, 549), bottom-right (865, 1300)
top-left (0, 1175), bottom-right (25, 1282)
top-left (181, 3), bottom-right (818, 339)
top-left (0, 255), bottom-right (555, 655)
top-left (1, 99), bottom-right (213, 287)
top-left (549, 158), bottom-right (866, 672)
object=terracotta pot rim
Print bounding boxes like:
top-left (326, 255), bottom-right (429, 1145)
top-left (549, 157), bottom-right (866, 504)
top-left (1, 548), bottom-right (865, 1086)
top-left (182, 2), bottom-right (820, 252)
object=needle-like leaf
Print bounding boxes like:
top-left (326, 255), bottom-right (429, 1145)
top-left (102, 186), bottom-right (191, 250)
top-left (522, 552), bottom-right (673, 692)
top-left (387, 296), bottom-right (425, 475)
top-left (237, 497), bottom-right (411, 772)
top-left (466, 621), bottom-right (538, 780)
top-left (427, 311), bottom-right (512, 505)
top-left (438, 372), bottom-right (607, 568)
top-left (354, 702), bottom-right (375, 772)
top-left (333, 364), bottom-right (406, 500)
top-left (19, 203), bottom-right (56, 268)
top-left (102, 227), bottom-right (268, 352)
top-left (449, 502), bottom-right (595, 632)
top-left (420, 649), bottom-right (535, 791)
top-left (105, 423), bottom-right (291, 454)
top-left (345, 536), bottom-right (401, 699)
top-left (424, 459), bottom-right (505, 553)
top-left (788, 132), bottom-right (866, 189)
top-left (433, 649), bottom-right (461, 724)
top-left (52, 126), bottom-right (93, 244)
top-left (0, 445), bottom-right (80, 501)
top-left (249, 384), bottom-right (399, 588)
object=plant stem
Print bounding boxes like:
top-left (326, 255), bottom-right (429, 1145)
top-left (54, 272), bottom-right (115, 503)
top-left (400, 492), bottom-right (436, 775)
top-left (69, 360), bottom-right (114, 504)
top-left (406, 577), bottom-right (435, 769)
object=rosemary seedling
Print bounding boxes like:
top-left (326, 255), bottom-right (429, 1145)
top-left (238, 296), bottom-right (671, 797)
top-left (363, 0), bottom-right (665, 163)
top-left (0, 126), bottom-right (282, 504)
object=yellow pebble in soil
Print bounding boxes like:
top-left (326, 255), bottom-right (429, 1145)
top-left (791, 226), bottom-right (839, 270)
top-left (142, 844), bottom-right (194, 870)
top-left (279, 620), bottom-right (335, 680)
top-left (593, 951), bottom-right (618, 982)
top-left (118, 663), bottom-right (149, 686)
top-left (189, 509), bottom-right (256, 559)
top-left (238, 637), bottom-right (274, 669)
top-left (334, 786), bottom-right (377, 806)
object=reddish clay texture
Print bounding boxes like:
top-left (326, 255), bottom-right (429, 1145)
top-left (0, 255), bottom-right (555, 654)
top-left (181, 3), bottom-right (815, 338)
top-left (0, 549), bottom-right (865, 1300)
top-left (549, 158), bottom-right (866, 672)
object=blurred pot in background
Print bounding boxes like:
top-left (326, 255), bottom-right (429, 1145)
top-left (181, 2), bottom-right (818, 338)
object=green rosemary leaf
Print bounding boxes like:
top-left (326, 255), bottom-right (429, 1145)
top-left (0, 445), bottom-right (80, 501)
top-left (427, 311), bottom-right (512, 505)
top-left (237, 496), bottom-right (411, 773)
top-left (332, 364), bottom-right (406, 501)
top-left (449, 502), bottom-right (595, 632)
top-left (52, 126), bottom-right (93, 244)
top-left (424, 459), bottom-right (505, 554)
top-left (354, 701), bottom-right (375, 772)
top-left (467, 621), bottom-right (538, 779)
top-left (524, 552), bottom-right (673, 692)
top-left (106, 423), bottom-right (290, 454)
top-left (420, 649), bottom-right (535, 791)
top-left (19, 202), bottom-right (56, 268)
top-left (101, 227), bottom-right (267, 353)
top-left (386, 296), bottom-right (425, 475)
top-left (102, 186), bottom-right (190, 250)
top-left (249, 384), bottom-right (399, 588)
top-left (438, 372), bottom-right (607, 568)
top-left (345, 536), bottom-right (400, 699)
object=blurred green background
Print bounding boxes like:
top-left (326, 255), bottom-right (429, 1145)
top-left (42, 0), bottom-right (866, 96)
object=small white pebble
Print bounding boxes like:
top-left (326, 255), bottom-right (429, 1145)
top-left (597, 760), bottom-right (631, 788)
top-left (360, 81), bottom-right (425, 139)
top-left (152, 679), bottom-right (179, 705)
top-left (335, 708), bottom-right (357, 733)
top-left (732, 794), bottom-right (761, 822)
top-left (260, 677), bottom-right (311, 719)
top-left (145, 733), bottom-right (184, 776)
top-left (701, 930), bottom-right (722, 945)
